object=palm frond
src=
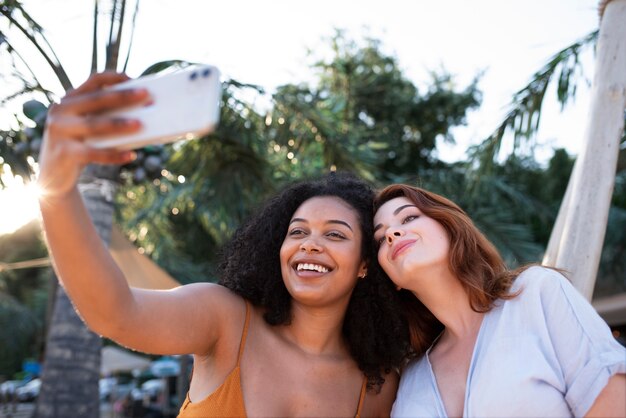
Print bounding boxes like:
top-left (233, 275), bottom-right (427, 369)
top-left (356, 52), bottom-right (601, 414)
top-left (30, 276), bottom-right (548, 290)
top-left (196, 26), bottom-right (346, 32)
top-left (469, 30), bottom-right (598, 171)
top-left (0, 0), bottom-right (72, 90)
top-left (472, 207), bottom-right (543, 265)
top-left (139, 59), bottom-right (193, 76)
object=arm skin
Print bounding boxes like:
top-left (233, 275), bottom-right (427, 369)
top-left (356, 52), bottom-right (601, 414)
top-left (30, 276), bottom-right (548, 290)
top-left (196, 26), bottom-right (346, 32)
top-left (360, 370), bottom-right (399, 418)
top-left (585, 374), bottom-right (626, 418)
top-left (38, 72), bottom-right (241, 356)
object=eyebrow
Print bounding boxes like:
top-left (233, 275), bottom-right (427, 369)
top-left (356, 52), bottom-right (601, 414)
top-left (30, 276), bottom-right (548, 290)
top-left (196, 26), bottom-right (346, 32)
top-left (289, 218), bottom-right (353, 231)
top-left (374, 204), bottom-right (417, 232)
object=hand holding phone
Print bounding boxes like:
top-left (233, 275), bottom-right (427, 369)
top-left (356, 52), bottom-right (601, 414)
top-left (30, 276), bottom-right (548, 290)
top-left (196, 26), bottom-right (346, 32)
top-left (85, 65), bottom-right (222, 150)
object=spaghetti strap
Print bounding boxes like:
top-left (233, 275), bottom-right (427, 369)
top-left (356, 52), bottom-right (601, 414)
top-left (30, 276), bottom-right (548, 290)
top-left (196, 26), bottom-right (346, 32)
top-left (237, 300), bottom-right (251, 365)
top-left (354, 376), bottom-right (367, 417)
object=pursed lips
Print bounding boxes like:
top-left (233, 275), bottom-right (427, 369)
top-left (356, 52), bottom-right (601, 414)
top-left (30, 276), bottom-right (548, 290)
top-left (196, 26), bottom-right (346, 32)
top-left (391, 239), bottom-right (417, 260)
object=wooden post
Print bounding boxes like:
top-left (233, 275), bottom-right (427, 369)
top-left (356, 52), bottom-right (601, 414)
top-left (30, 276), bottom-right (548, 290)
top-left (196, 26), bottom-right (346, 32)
top-left (542, 0), bottom-right (626, 300)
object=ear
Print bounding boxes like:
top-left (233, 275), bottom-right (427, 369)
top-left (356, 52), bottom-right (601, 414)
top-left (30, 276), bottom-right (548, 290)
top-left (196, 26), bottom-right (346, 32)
top-left (358, 261), bottom-right (368, 279)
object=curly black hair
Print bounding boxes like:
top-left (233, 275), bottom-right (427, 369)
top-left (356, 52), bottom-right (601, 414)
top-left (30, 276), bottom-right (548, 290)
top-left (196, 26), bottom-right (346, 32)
top-left (218, 172), bottom-right (409, 391)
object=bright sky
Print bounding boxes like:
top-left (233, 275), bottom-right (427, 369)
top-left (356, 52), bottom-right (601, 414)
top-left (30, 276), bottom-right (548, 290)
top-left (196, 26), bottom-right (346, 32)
top-left (0, 0), bottom-right (601, 235)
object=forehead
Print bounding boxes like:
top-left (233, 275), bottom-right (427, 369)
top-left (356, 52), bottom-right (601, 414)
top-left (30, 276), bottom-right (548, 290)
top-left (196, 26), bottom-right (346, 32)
top-left (292, 196), bottom-right (360, 224)
top-left (374, 196), bottom-right (415, 223)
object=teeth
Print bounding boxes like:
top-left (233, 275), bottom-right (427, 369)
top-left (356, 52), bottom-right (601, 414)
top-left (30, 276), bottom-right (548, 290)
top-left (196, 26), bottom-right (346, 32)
top-left (296, 263), bottom-right (329, 273)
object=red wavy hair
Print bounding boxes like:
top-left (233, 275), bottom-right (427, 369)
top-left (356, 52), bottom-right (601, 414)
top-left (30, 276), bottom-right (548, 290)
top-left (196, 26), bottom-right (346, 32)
top-left (374, 184), bottom-right (521, 357)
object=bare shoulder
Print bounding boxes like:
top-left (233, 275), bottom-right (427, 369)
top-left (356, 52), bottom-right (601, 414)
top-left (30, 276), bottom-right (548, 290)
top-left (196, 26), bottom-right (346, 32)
top-left (361, 370), bottom-right (399, 418)
top-left (171, 282), bottom-right (248, 331)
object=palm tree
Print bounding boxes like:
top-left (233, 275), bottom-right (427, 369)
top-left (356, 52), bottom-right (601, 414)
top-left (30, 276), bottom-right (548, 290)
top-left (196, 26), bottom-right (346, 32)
top-left (468, 2), bottom-right (626, 298)
top-left (2, 4), bottom-right (285, 415)
top-left (1, 1), bottom-right (142, 416)
top-left (545, 1), bottom-right (626, 299)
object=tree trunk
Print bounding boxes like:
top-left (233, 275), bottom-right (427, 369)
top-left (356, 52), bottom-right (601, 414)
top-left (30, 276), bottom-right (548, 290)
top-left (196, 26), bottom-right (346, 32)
top-left (35, 165), bottom-right (119, 418)
top-left (543, 0), bottom-right (626, 300)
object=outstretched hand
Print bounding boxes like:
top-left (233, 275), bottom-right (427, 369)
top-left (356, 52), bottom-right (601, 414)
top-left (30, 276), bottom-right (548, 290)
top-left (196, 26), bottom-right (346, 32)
top-left (38, 72), bottom-right (149, 198)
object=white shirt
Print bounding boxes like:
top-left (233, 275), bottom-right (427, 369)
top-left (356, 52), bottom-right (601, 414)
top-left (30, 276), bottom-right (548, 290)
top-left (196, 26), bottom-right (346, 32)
top-left (391, 266), bottom-right (626, 418)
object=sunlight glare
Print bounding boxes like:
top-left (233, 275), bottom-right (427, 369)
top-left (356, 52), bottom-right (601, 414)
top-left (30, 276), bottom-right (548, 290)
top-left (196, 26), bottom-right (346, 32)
top-left (0, 168), bottom-right (41, 236)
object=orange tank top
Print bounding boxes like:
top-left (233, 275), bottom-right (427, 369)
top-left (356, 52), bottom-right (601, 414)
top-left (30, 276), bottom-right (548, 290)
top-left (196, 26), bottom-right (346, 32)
top-left (177, 300), bottom-right (368, 418)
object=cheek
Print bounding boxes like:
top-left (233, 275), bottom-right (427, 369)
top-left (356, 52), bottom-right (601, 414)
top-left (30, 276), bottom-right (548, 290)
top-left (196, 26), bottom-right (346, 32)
top-left (434, 232), bottom-right (451, 259)
top-left (377, 249), bottom-right (393, 273)
top-left (376, 248), bottom-right (385, 265)
top-left (279, 241), bottom-right (291, 266)
top-left (279, 244), bottom-right (295, 286)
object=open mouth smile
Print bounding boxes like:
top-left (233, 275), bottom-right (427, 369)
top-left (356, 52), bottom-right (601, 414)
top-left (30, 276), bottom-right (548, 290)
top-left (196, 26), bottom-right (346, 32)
top-left (296, 263), bottom-right (329, 273)
top-left (292, 261), bottom-right (333, 275)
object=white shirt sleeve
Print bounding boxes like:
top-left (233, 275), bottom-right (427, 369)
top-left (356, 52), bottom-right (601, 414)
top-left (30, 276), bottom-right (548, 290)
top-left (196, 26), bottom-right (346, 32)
top-left (529, 267), bottom-right (626, 416)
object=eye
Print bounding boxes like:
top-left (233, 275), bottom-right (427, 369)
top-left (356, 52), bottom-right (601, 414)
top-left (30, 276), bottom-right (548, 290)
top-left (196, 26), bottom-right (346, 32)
top-left (375, 235), bottom-right (385, 246)
top-left (327, 231), bottom-right (346, 239)
top-left (288, 228), bottom-right (306, 236)
top-left (402, 215), bottom-right (419, 224)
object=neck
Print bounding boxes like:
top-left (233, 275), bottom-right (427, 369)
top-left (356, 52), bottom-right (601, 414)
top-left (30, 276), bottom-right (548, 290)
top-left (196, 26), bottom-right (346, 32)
top-left (278, 302), bottom-right (349, 356)
top-left (409, 266), bottom-right (483, 341)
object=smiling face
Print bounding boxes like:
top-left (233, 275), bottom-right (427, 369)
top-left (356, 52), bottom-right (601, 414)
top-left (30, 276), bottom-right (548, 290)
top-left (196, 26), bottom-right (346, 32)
top-left (373, 196), bottom-right (450, 291)
top-left (279, 196), bottom-right (367, 308)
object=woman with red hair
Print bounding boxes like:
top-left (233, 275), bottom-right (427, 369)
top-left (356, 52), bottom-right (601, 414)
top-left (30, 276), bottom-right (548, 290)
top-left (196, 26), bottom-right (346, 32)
top-left (373, 183), bottom-right (626, 418)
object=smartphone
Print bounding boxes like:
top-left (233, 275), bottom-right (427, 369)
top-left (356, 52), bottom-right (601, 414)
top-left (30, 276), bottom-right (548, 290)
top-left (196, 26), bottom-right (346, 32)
top-left (86, 65), bottom-right (222, 150)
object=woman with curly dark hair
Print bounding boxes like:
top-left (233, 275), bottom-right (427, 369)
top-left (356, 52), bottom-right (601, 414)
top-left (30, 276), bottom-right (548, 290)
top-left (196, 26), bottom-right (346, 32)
top-left (373, 184), bottom-right (626, 418)
top-left (37, 73), bottom-right (408, 417)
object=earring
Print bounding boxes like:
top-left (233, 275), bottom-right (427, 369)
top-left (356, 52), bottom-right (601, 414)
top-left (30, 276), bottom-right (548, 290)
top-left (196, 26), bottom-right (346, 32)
top-left (358, 273), bottom-right (367, 279)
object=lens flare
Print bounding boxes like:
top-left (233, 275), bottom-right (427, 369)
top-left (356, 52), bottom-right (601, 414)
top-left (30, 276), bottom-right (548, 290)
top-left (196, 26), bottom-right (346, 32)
top-left (0, 172), bottom-right (41, 235)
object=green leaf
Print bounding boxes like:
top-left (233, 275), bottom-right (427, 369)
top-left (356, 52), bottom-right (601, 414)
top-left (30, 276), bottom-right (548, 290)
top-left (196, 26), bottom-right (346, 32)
top-left (139, 60), bottom-right (192, 76)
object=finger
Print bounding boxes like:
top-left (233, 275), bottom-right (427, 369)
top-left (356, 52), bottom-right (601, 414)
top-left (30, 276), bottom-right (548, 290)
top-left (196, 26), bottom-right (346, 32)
top-left (59, 88), bottom-right (149, 116)
top-left (79, 147), bottom-right (137, 166)
top-left (47, 114), bottom-right (142, 139)
top-left (65, 72), bottom-right (131, 97)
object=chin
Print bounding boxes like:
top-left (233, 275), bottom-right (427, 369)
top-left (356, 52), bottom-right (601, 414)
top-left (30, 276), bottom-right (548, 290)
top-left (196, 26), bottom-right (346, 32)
top-left (291, 293), bottom-right (332, 308)
top-left (286, 281), bottom-right (325, 301)
top-left (291, 286), bottom-right (353, 309)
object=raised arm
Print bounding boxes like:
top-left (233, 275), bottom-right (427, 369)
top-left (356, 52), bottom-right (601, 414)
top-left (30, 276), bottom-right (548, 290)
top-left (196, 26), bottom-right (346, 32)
top-left (38, 72), bottom-right (239, 356)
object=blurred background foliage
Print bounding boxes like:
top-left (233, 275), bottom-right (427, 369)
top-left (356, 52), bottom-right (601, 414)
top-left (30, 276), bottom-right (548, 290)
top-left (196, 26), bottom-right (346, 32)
top-left (0, 221), bottom-right (50, 376)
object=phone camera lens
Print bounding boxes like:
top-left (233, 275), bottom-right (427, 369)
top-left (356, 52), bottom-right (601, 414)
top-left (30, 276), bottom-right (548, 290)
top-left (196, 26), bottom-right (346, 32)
top-left (202, 68), bottom-right (212, 78)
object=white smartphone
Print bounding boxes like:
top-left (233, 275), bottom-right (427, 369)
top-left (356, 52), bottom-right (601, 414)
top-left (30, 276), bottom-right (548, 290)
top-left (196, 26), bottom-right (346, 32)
top-left (86, 65), bottom-right (222, 150)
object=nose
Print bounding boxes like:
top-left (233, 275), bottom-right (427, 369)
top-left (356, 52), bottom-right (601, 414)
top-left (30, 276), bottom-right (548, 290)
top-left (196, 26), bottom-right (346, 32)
top-left (300, 238), bottom-right (322, 253)
top-left (385, 228), bottom-right (404, 245)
